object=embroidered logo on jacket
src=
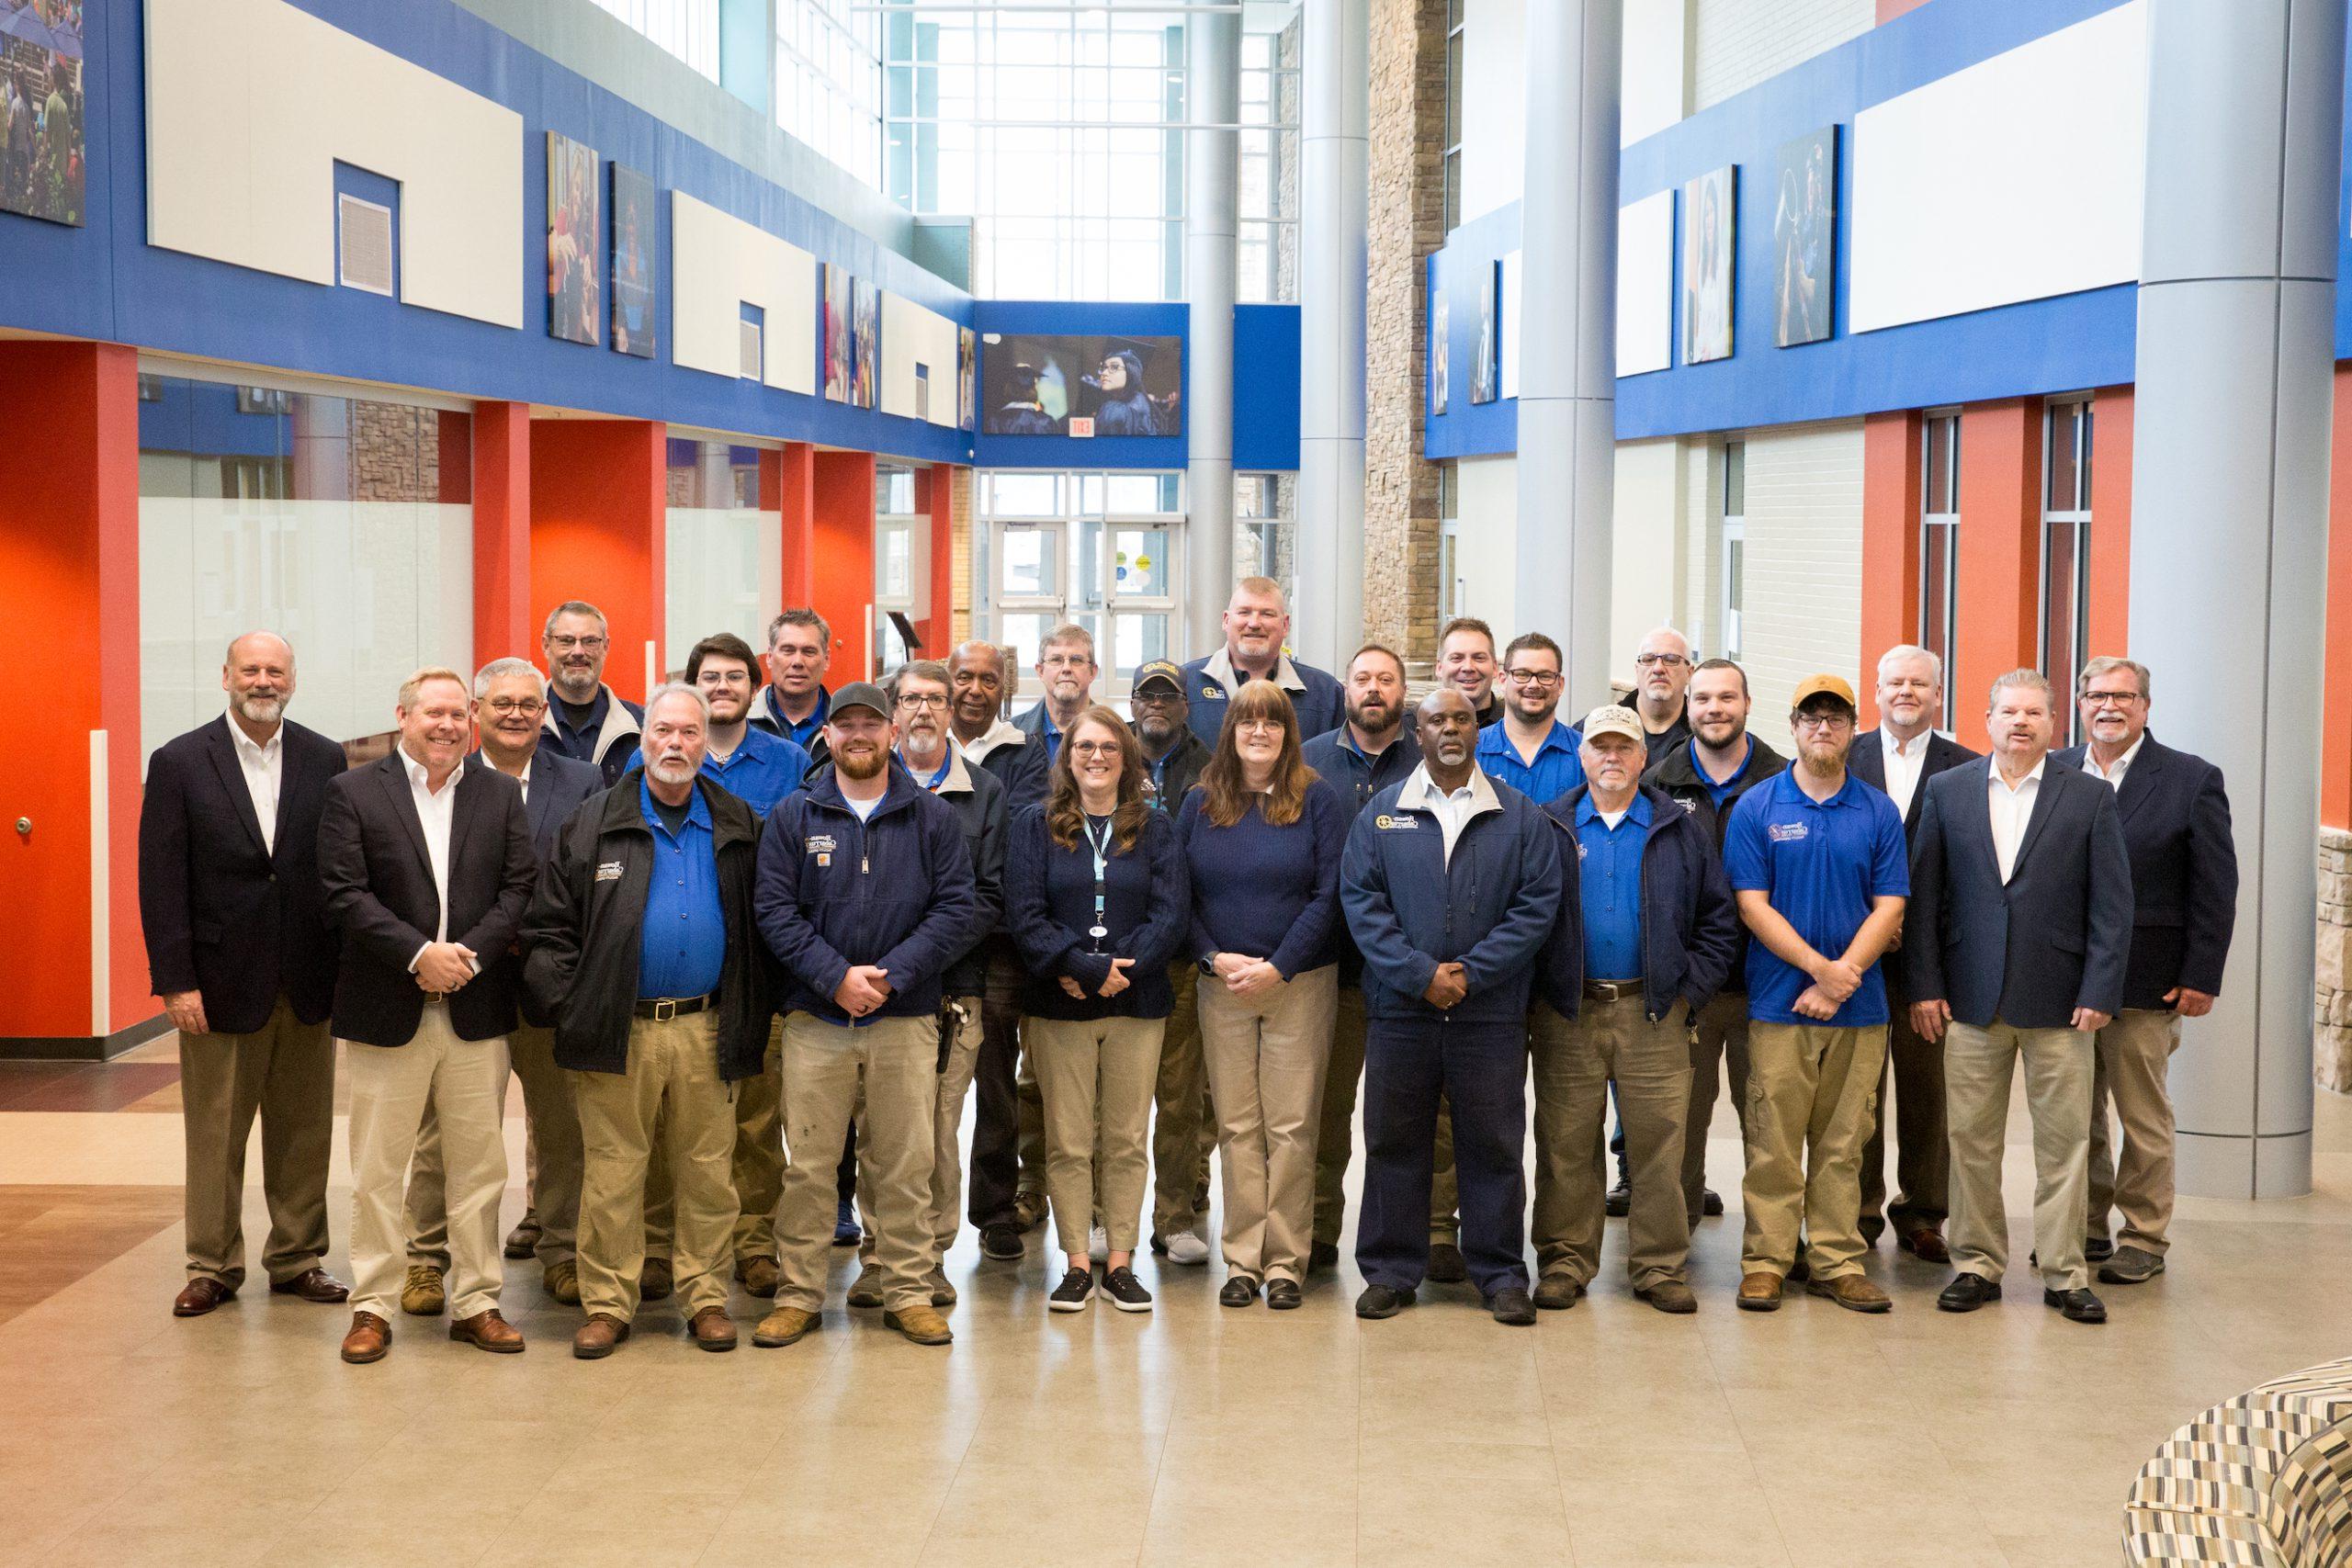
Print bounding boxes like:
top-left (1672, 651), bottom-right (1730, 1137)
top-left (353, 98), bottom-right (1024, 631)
top-left (1374, 814), bottom-right (1419, 830)
top-left (808, 835), bottom-right (837, 854)
top-left (1768, 822), bottom-right (1808, 842)
top-left (594, 861), bottom-right (624, 882)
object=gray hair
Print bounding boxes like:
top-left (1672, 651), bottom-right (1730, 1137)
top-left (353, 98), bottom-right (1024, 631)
top-left (1986, 668), bottom-right (2053, 707)
top-left (1636, 624), bottom-right (1694, 659)
top-left (888, 660), bottom-right (952, 702)
top-left (2077, 656), bottom-right (2150, 702)
top-left (643, 682), bottom-right (711, 728)
top-left (1876, 644), bottom-right (1944, 687)
top-left (472, 657), bottom-right (546, 700)
top-left (541, 600), bottom-right (608, 639)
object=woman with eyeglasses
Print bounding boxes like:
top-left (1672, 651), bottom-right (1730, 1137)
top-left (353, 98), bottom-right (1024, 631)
top-left (1175, 681), bottom-right (1348, 1309)
top-left (1005, 705), bottom-right (1190, 1313)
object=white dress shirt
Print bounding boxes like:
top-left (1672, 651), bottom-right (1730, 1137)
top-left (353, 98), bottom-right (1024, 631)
top-left (1986, 756), bottom-right (2046, 885)
top-left (229, 715), bottom-right (284, 854)
top-left (2083, 734), bottom-right (2144, 792)
top-left (1879, 727), bottom-right (1932, 821)
top-left (402, 747), bottom-right (462, 975)
top-left (1397, 763), bottom-right (1500, 867)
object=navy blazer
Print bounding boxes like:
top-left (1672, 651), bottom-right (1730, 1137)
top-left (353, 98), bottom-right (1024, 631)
top-left (1905, 756), bottom-right (2134, 1030)
top-left (2052, 734), bottom-right (2238, 1009)
top-left (137, 716), bottom-right (347, 1036)
top-left (1849, 727), bottom-right (1979, 990)
top-left (471, 748), bottom-right (604, 1027)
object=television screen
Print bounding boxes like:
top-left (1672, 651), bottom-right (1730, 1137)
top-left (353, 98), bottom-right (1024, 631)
top-left (981, 333), bottom-right (1182, 437)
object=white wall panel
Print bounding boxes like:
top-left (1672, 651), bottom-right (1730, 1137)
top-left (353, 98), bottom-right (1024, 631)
top-left (1457, 0), bottom-right (1527, 225)
top-left (1454, 455), bottom-right (1520, 633)
top-left (1615, 191), bottom-right (1674, 376)
top-left (1621, 0), bottom-right (1690, 145)
top-left (670, 191), bottom-right (818, 395)
top-left (143, 0), bottom-right (524, 329)
top-left (880, 292), bottom-right (958, 427)
top-left (1849, 1), bottom-right (2147, 334)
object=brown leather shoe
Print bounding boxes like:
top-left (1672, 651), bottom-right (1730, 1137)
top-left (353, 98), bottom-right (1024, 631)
top-left (269, 1268), bottom-right (350, 1303)
top-left (884, 1303), bottom-right (954, 1345)
top-left (572, 1313), bottom-right (630, 1359)
top-left (449, 1308), bottom-right (526, 1353)
top-left (1635, 1280), bottom-right (1699, 1314)
top-left (1805, 1273), bottom-right (1894, 1314)
top-left (173, 1277), bottom-right (237, 1317)
top-left (639, 1258), bottom-right (675, 1302)
top-left (734, 1255), bottom-right (781, 1298)
top-left (1897, 1225), bottom-right (1951, 1265)
top-left (340, 1311), bottom-right (390, 1363)
top-left (542, 1260), bottom-right (581, 1305)
top-left (689, 1306), bottom-right (739, 1351)
top-left (1736, 1271), bottom-right (1784, 1312)
top-left (752, 1305), bottom-right (819, 1348)
top-left (400, 1265), bottom-right (446, 1316)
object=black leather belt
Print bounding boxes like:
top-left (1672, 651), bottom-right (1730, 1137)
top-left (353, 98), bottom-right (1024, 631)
top-left (634, 994), bottom-right (713, 1021)
top-left (1583, 978), bottom-right (1645, 1002)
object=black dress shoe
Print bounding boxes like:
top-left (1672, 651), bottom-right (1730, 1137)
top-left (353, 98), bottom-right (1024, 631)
top-left (979, 1224), bottom-right (1024, 1260)
top-left (1937, 1273), bottom-right (2002, 1313)
top-left (2085, 1237), bottom-right (2116, 1264)
top-left (1308, 1241), bottom-right (1340, 1270)
top-left (1354, 1284), bottom-right (1413, 1319)
top-left (1265, 1280), bottom-right (1303, 1311)
top-left (2043, 1287), bottom-right (2107, 1324)
top-left (269, 1268), bottom-right (350, 1303)
top-left (1700, 1188), bottom-right (1724, 1217)
top-left (1603, 1181), bottom-right (1632, 1218)
top-left (1424, 1242), bottom-right (1468, 1283)
top-left (1487, 1287), bottom-right (1538, 1326)
top-left (1219, 1276), bottom-right (1259, 1307)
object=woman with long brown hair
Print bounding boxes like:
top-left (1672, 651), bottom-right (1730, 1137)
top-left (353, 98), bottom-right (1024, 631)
top-left (1004, 705), bottom-right (1190, 1313)
top-left (1173, 679), bottom-right (1349, 1309)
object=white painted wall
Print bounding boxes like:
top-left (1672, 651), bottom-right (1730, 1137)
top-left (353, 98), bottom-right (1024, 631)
top-left (1621, 0), bottom-right (1690, 145)
top-left (1690, 0), bottom-right (1872, 111)
top-left (1453, 455), bottom-right (1521, 634)
top-left (1456, 0), bottom-right (1527, 225)
top-left (144, 0), bottom-right (525, 329)
top-left (670, 191), bottom-right (819, 394)
top-left (1616, 191), bottom-right (1674, 376)
top-left (1706, 421), bottom-right (1865, 722)
top-left (1611, 439), bottom-right (1684, 658)
top-left (880, 291), bottom-right (959, 427)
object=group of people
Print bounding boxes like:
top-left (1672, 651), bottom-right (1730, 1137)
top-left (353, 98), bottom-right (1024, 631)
top-left (138, 577), bottom-right (2238, 1360)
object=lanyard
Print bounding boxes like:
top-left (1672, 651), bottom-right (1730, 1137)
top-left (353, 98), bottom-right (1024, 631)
top-left (1082, 814), bottom-right (1114, 953)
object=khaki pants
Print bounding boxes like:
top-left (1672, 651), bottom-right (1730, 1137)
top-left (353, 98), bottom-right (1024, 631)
top-left (1199, 964), bottom-right (1337, 1286)
top-left (407, 1021), bottom-right (582, 1270)
top-left (856, 998), bottom-right (985, 1267)
top-left (1028, 1014), bottom-right (1165, 1256)
top-left (777, 1012), bottom-right (937, 1314)
top-left (1683, 993), bottom-right (1751, 1222)
top-left (1311, 984), bottom-right (1369, 1249)
top-left (571, 1010), bottom-right (737, 1321)
top-left (345, 1006), bottom-right (508, 1322)
top-left (1944, 1018), bottom-right (2095, 1291)
top-left (2087, 1009), bottom-right (2183, 1257)
top-left (178, 996), bottom-right (335, 1289)
top-left (1152, 962), bottom-right (1216, 1237)
top-left (1740, 1021), bottom-right (1885, 1280)
top-left (1860, 979), bottom-right (1950, 1237)
top-left (1532, 996), bottom-right (1692, 1290)
top-left (1015, 1037), bottom-right (1046, 1203)
top-left (724, 1015), bottom-right (788, 1262)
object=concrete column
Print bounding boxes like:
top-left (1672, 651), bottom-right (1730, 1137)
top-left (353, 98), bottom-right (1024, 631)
top-left (2130, 0), bottom-right (2344, 1199)
top-left (1295, 0), bottom-right (1368, 669)
top-left (1186, 9), bottom-right (1239, 658)
top-left (1513, 0), bottom-right (1621, 716)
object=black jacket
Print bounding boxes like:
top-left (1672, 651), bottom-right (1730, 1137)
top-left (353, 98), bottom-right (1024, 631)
top-left (137, 716), bottom-right (347, 1035)
top-left (1849, 727), bottom-right (1980, 990)
top-left (1138, 724), bottom-right (1213, 814)
top-left (1534, 784), bottom-right (1741, 1024)
top-left (318, 751), bottom-right (537, 1047)
top-left (478, 748), bottom-right (606, 1029)
top-left (1644, 734), bottom-right (1787, 994)
top-left (521, 771), bottom-right (771, 1078)
top-left (2052, 734), bottom-right (2237, 1009)
top-left (1906, 756), bottom-right (2135, 1029)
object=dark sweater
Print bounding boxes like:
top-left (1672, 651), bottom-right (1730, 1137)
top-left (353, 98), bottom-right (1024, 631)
top-left (1174, 778), bottom-right (1349, 979)
top-left (1005, 805), bottom-right (1191, 1021)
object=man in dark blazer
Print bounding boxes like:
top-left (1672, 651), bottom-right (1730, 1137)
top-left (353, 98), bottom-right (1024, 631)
top-left (139, 632), bottom-right (352, 1318)
top-left (401, 659), bottom-right (605, 1316)
top-left (318, 667), bottom-right (537, 1363)
top-left (1907, 669), bottom-right (2133, 1325)
top-left (2058, 657), bottom-right (2238, 1285)
top-left (1848, 645), bottom-right (1979, 1262)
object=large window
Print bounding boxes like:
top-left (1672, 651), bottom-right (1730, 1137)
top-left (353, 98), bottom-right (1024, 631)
top-left (1238, 29), bottom-right (1299, 304)
top-left (1919, 411), bottom-right (1960, 729)
top-left (1437, 461), bottom-right (1462, 624)
top-left (1720, 441), bottom-right (1746, 660)
top-left (1236, 472), bottom-right (1295, 608)
top-left (665, 438), bottom-right (779, 677)
top-left (779, 0), bottom-right (884, 189)
top-left (2041, 397), bottom-right (2093, 744)
top-left (978, 471), bottom-right (1182, 697)
top-left (1442, 0), bottom-right (1464, 232)
top-left (590, 0), bottom-right (721, 83)
top-left (138, 373), bottom-right (473, 761)
top-left (876, 465), bottom-right (921, 669)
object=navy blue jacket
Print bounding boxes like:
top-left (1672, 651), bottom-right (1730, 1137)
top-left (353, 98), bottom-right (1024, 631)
top-left (2052, 734), bottom-right (2237, 1010)
top-left (1302, 725), bottom-right (1421, 986)
top-left (1533, 784), bottom-right (1740, 1024)
top-left (753, 761), bottom-right (981, 1025)
top-left (1181, 651), bottom-right (1346, 747)
top-left (1906, 756), bottom-right (2134, 1029)
top-left (1005, 804), bottom-right (1191, 1021)
top-left (1339, 771), bottom-right (1563, 1024)
top-left (1175, 779), bottom-right (1349, 979)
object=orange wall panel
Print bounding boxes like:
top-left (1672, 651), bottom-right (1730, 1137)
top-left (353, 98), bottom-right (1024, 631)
top-left (528, 420), bottom-right (666, 700)
top-left (812, 449), bottom-right (878, 681)
top-left (1859, 411), bottom-right (1923, 727)
top-left (472, 401), bottom-right (533, 665)
top-left (2086, 385), bottom-right (2132, 662)
top-left (1951, 398), bottom-right (2041, 728)
top-left (922, 465), bottom-right (956, 660)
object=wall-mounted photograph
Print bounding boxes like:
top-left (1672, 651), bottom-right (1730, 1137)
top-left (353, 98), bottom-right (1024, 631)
top-left (546, 131), bottom-right (603, 346)
top-left (852, 278), bottom-right (879, 409)
top-left (957, 327), bottom-right (978, 431)
top-left (1772, 129), bottom-right (1835, 347)
top-left (609, 162), bottom-right (655, 358)
top-left (822, 265), bottom-right (853, 401)
top-left (0, 0), bottom-right (84, 226)
top-left (1469, 261), bottom-right (1499, 404)
top-left (1682, 164), bottom-right (1736, 364)
top-left (981, 333), bottom-right (1182, 436)
top-left (1430, 292), bottom-right (1449, 415)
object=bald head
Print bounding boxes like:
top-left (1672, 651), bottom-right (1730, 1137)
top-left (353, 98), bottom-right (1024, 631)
top-left (1414, 685), bottom-right (1479, 777)
top-left (1634, 624), bottom-right (1694, 714)
top-left (222, 631), bottom-right (297, 735)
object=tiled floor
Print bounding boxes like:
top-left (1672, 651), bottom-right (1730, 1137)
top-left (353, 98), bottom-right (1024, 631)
top-left (4, 1046), bottom-right (2351, 1566)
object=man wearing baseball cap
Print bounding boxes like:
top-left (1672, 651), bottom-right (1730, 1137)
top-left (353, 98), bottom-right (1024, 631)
top-left (1721, 674), bottom-right (1909, 1314)
top-left (751, 682), bottom-right (981, 1348)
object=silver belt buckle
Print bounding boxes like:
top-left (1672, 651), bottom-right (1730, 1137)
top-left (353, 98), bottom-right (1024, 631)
top-left (653, 998), bottom-right (677, 1021)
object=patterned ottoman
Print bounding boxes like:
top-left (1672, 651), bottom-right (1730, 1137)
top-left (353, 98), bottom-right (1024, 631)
top-left (2122, 1357), bottom-right (2352, 1565)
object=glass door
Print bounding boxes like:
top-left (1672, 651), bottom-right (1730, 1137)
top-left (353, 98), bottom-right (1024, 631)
top-left (983, 471), bottom-right (1183, 704)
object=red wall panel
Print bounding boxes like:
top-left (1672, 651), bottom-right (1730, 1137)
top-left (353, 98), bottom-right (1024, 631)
top-left (528, 420), bottom-right (666, 700)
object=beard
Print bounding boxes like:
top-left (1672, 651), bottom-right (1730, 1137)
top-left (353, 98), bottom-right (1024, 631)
top-left (232, 693), bottom-right (285, 725)
top-left (648, 753), bottom-right (696, 784)
top-left (1346, 700), bottom-right (1396, 735)
top-left (836, 745), bottom-right (887, 781)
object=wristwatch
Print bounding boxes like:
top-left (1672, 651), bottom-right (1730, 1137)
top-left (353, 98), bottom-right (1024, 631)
top-left (1198, 955), bottom-right (1219, 977)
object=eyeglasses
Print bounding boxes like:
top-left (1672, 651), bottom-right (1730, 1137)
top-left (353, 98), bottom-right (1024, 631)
top-left (1131, 690), bottom-right (1182, 706)
top-left (1234, 718), bottom-right (1283, 736)
top-left (1505, 669), bottom-right (1563, 688)
top-left (897, 693), bottom-right (950, 711)
top-left (1069, 740), bottom-right (1121, 759)
top-left (1792, 712), bottom-right (1853, 732)
top-left (1634, 652), bottom-right (1689, 668)
top-left (481, 698), bottom-right (547, 717)
top-left (547, 635), bottom-right (608, 652)
top-left (2081, 690), bottom-right (2144, 708)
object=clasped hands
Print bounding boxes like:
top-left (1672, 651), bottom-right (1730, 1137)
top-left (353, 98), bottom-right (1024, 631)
top-left (1208, 952), bottom-right (1282, 997)
top-left (414, 942), bottom-right (479, 997)
top-left (1058, 957), bottom-right (1136, 1001)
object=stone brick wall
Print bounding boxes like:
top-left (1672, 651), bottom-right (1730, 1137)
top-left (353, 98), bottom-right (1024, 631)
top-left (948, 465), bottom-right (975, 649)
top-left (1275, 17), bottom-right (1301, 303)
top-left (1362, 0), bottom-right (1448, 663)
top-left (350, 400), bottom-right (441, 503)
top-left (2319, 829), bottom-right (2352, 1090)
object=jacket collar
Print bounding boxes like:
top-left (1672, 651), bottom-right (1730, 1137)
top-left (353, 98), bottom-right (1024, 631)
top-left (598, 766), bottom-right (759, 848)
top-left (1397, 761), bottom-right (1500, 819)
top-left (954, 716), bottom-right (1028, 763)
top-left (541, 682), bottom-right (643, 759)
top-left (803, 756), bottom-right (922, 819)
top-left (1204, 645), bottom-right (1306, 695)
top-left (901, 746), bottom-right (973, 795)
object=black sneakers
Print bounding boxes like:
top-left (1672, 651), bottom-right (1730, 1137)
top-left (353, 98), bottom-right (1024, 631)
top-left (1101, 1266), bottom-right (1154, 1313)
top-left (979, 1224), bottom-right (1025, 1261)
top-left (1048, 1267), bottom-right (1093, 1313)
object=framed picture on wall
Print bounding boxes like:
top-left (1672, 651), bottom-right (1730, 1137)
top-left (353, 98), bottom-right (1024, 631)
top-left (546, 132), bottom-right (603, 346)
top-left (852, 279), bottom-right (880, 409)
top-left (1469, 260), bottom-right (1499, 405)
top-left (1771, 129), bottom-right (1835, 348)
top-left (1430, 292), bottom-right (1449, 416)
top-left (609, 162), bottom-right (656, 358)
top-left (822, 265), bottom-right (853, 401)
top-left (0, 0), bottom-right (85, 226)
top-left (1682, 164), bottom-right (1736, 364)
top-left (957, 327), bottom-right (978, 431)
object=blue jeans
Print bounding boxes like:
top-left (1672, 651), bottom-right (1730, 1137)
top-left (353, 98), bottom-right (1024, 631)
top-left (1356, 1016), bottom-right (1530, 1298)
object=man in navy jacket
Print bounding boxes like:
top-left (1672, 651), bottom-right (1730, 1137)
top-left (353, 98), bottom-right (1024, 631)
top-left (1181, 576), bottom-right (1345, 745)
top-left (1529, 709), bottom-right (1739, 1314)
top-left (1909, 670), bottom-right (2133, 1325)
top-left (2058, 657), bottom-right (2237, 1285)
top-left (751, 683), bottom-right (978, 1348)
top-left (1340, 688), bottom-right (1561, 1326)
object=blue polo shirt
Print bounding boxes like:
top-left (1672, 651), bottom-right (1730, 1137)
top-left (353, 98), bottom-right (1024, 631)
top-left (1576, 790), bottom-right (1652, 980)
top-left (701, 725), bottom-right (810, 816)
top-left (637, 779), bottom-right (726, 999)
top-left (1722, 770), bottom-right (1908, 1027)
top-left (1697, 736), bottom-right (1758, 811)
top-left (763, 684), bottom-right (831, 754)
top-left (1476, 718), bottom-right (1587, 805)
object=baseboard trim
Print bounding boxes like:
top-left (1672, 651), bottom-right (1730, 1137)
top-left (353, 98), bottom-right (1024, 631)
top-left (0, 1014), bottom-right (174, 1062)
